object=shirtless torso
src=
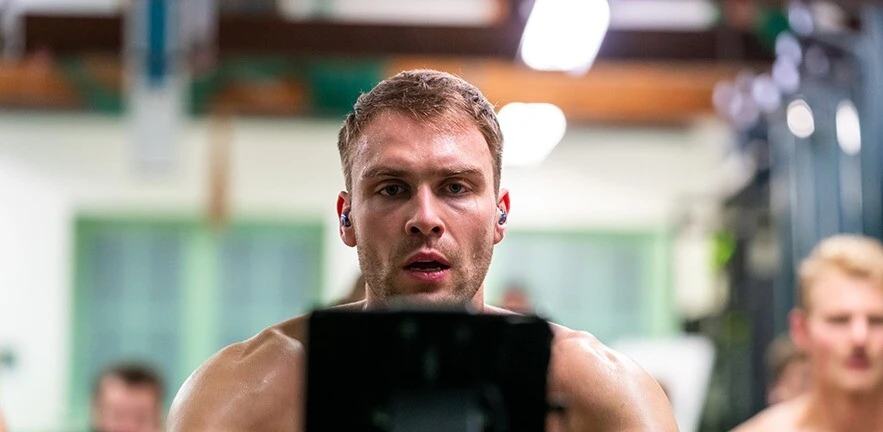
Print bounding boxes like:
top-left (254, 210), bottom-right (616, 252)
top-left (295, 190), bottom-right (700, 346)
top-left (167, 302), bottom-right (678, 432)
top-left (731, 396), bottom-right (811, 432)
top-left (732, 392), bottom-right (883, 432)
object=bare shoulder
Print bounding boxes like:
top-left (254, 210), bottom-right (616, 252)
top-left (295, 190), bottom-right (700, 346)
top-left (730, 397), bottom-right (805, 432)
top-left (167, 302), bottom-right (366, 432)
top-left (484, 304), bottom-right (677, 430)
top-left (547, 324), bottom-right (679, 432)
top-left (167, 317), bottom-right (309, 432)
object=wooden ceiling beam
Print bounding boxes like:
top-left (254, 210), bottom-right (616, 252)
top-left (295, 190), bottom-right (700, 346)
top-left (386, 57), bottom-right (760, 124)
top-left (0, 55), bottom-right (764, 124)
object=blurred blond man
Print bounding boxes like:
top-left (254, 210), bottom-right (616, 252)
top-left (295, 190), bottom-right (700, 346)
top-left (734, 235), bottom-right (883, 432)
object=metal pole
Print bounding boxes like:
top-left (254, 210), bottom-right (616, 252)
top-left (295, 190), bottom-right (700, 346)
top-left (860, 5), bottom-right (883, 240)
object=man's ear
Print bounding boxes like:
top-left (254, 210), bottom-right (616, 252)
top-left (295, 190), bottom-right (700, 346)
top-left (790, 308), bottom-right (809, 351)
top-left (494, 189), bottom-right (511, 244)
top-left (337, 192), bottom-right (356, 247)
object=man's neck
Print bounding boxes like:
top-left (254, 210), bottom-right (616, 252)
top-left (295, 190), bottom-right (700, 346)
top-left (803, 386), bottom-right (883, 432)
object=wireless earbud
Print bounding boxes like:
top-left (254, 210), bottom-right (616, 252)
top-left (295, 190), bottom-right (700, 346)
top-left (340, 212), bottom-right (352, 227)
top-left (498, 210), bottom-right (507, 225)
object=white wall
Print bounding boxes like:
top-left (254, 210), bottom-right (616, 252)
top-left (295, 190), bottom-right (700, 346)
top-left (5, 0), bottom-right (120, 14)
top-left (506, 118), bottom-right (731, 228)
top-left (0, 114), bottom-right (363, 303)
top-left (613, 335), bottom-right (716, 432)
top-left (0, 155), bottom-right (71, 431)
top-left (0, 111), bottom-right (732, 430)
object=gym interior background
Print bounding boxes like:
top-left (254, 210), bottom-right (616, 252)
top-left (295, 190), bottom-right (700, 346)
top-left (0, 0), bottom-right (877, 431)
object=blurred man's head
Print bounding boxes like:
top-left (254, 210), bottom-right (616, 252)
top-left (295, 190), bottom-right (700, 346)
top-left (92, 363), bottom-right (164, 432)
top-left (501, 285), bottom-right (532, 314)
top-left (791, 235), bottom-right (883, 396)
top-left (766, 334), bottom-right (810, 405)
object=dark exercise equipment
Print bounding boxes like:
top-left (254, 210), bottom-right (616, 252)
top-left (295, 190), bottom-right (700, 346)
top-left (306, 309), bottom-right (554, 432)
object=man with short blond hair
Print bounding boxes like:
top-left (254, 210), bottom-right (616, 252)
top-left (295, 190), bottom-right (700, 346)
top-left (733, 234), bottom-right (883, 432)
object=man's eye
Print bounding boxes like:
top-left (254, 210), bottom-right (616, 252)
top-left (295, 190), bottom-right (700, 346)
top-left (827, 316), bottom-right (850, 325)
top-left (447, 183), bottom-right (467, 194)
top-left (381, 185), bottom-right (404, 196)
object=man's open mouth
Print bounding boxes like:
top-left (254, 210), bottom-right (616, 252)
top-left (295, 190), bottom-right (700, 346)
top-left (405, 261), bottom-right (451, 272)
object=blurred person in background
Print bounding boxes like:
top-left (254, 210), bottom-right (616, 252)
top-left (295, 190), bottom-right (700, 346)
top-left (765, 333), bottom-right (811, 405)
top-left (168, 69), bottom-right (677, 431)
top-left (499, 282), bottom-right (533, 314)
top-left (734, 235), bottom-right (883, 431)
top-left (92, 362), bottom-right (165, 432)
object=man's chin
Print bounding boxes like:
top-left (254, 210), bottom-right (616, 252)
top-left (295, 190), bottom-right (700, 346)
top-left (836, 370), bottom-right (883, 394)
top-left (381, 289), bottom-right (471, 310)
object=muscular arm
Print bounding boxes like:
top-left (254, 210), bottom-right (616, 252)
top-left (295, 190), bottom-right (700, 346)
top-left (167, 328), bottom-right (305, 432)
top-left (549, 329), bottom-right (679, 432)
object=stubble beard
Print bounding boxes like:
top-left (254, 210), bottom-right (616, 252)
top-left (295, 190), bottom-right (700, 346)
top-left (357, 237), bottom-right (495, 308)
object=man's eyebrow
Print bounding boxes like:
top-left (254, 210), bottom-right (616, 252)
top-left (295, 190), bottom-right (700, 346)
top-left (436, 167), bottom-right (483, 178)
top-left (361, 166), bottom-right (483, 179)
top-left (360, 167), bottom-right (408, 181)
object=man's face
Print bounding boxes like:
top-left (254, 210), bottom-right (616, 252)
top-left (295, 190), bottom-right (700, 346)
top-left (338, 111), bottom-right (508, 306)
top-left (793, 269), bottom-right (883, 395)
top-left (92, 377), bottom-right (161, 432)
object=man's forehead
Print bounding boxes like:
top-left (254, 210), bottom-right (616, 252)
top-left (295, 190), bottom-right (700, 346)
top-left (351, 115), bottom-right (492, 182)
top-left (808, 273), bottom-right (883, 309)
top-left (814, 268), bottom-right (882, 290)
top-left (356, 113), bottom-right (483, 147)
top-left (364, 109), bottom-right (474, 131)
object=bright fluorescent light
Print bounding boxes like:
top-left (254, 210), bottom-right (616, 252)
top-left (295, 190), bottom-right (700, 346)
top-left (836, 100), bottom-right (861, 155)
top-left (787, 99), bottom-right (815, 139)
top-left (519, 0), bottom-right (610, 73)
top-left (498, 103), bottom-right (567, 167)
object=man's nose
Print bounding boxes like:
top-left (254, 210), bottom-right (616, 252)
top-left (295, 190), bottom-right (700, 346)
top-left (851, 317), bottom-right (870, 347)
top-left (404, 187), bottom-right (445, 237)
